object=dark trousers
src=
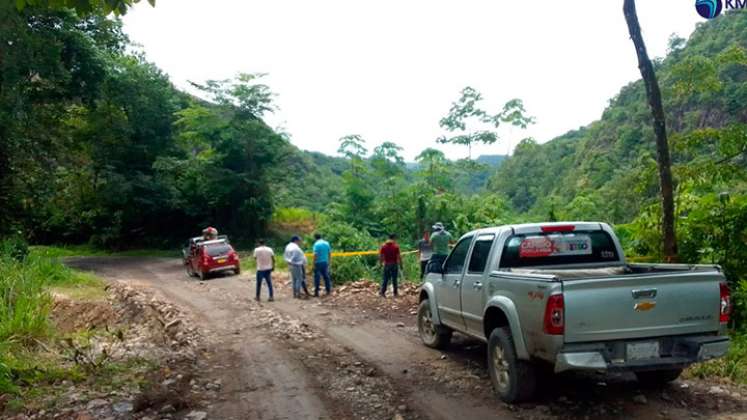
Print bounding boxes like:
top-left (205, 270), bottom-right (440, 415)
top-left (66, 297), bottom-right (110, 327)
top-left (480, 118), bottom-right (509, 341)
top-left (428, 254), bottom-right (447, 273)
top-left (313, 261), bottom-right (332, 295)
top-left (420, 260), bottom-right (429, 279)
top-left (381, 264), bottom-right (399, 296)
top-left (256, 269), bottom-right (274, 299)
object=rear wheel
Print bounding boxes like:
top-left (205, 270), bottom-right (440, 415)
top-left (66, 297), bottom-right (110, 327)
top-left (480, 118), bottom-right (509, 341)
top-left (417, 299), bottom-right (452, 349)
top-left (487, 327), bottom-right (537, 403)
top-left (199, 270), bottom-right (207, 281)
top-left (234, 266), bottom-right (241, 275)
top-left (635, 369), bottom-right (683, 387)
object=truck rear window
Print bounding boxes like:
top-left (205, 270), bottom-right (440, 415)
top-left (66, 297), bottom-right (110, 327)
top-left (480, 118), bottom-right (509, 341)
top-left (499, 231), bottom-right (619, 268)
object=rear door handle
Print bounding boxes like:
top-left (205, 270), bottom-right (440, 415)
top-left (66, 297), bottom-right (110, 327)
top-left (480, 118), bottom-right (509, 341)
top-left (473, 282), bottom-right (483, 290)
top-left (453, 280), bottom-right (461, 288)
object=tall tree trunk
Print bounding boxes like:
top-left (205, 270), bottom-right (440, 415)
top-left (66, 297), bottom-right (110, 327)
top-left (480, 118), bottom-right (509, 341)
top-left (623, 0), bottom-right (677, 261)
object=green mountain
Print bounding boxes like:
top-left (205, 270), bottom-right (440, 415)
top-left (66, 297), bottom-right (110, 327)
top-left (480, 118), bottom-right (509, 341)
top-left (476, 155), bottom-right (507, 167)
top-left (489, 11), bottom-right (747, 222)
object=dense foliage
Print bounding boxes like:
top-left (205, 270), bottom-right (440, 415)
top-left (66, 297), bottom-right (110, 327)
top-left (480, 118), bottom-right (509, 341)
top-left (2, 5), bottom-right (746, 315)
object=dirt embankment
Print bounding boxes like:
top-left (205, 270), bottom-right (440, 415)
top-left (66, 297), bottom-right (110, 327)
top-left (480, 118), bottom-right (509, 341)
top-left (9, 282), bottom-right (212, 420)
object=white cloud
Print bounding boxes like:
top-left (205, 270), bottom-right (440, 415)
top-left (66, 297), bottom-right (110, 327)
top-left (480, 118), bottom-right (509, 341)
top-left (123, 0), bottom-right (702, 160)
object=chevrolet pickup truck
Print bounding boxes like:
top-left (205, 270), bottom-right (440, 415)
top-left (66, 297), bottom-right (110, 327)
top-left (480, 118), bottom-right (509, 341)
top-left (417, 222), bottom-right (731, 402)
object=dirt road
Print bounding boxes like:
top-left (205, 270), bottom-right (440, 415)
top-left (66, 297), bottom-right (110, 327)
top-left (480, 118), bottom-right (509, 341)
top-left (67, 257), bottom-right (747, 420)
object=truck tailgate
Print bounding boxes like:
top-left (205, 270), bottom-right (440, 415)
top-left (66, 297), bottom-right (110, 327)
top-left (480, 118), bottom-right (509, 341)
top-left (563, 271), bottom-right (722, 343)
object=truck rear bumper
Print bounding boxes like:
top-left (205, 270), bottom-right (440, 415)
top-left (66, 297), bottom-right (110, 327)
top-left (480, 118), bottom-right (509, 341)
top-left (554, 335), bottom-right (729, 373)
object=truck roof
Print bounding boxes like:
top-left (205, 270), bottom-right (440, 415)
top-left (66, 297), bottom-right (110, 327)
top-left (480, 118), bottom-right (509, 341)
top-left (466, 222), bottom-right (609, 238)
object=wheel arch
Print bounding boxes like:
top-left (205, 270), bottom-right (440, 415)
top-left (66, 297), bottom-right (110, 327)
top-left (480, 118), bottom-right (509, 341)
top-left (484, 297), bottom-right (530, 360)
top-left (419, 283), bottom-right (443, 326)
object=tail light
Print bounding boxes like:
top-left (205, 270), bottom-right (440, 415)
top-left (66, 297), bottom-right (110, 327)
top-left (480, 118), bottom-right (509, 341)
top-left (201, 253), bottom-right (210, 266)
top-left (228, 251), bottom-right (238, 262)
top-left (544, 294), bottom-right (565, 335)
top-left (720, 282), bottom-right (731, 324)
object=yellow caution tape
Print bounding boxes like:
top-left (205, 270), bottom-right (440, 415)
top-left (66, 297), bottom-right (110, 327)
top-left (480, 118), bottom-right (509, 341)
top-left (304, 250), bottom-right (418, 258)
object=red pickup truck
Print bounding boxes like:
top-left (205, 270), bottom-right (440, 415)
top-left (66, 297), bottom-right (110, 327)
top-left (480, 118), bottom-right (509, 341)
top-left (184, 237), bottom-right (241, 280)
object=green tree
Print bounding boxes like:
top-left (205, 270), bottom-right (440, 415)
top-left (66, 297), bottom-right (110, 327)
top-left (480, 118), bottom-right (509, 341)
top-left (437, 87), bottom-right (534, 159)
top-left (415, 148), bottom-right (451, 191)
top-left (337, 135), bottom-right (375, 230)
top-left (623, 0), bottom-right (677, 261)
top-left (15, 0), bottom-right (154, 15)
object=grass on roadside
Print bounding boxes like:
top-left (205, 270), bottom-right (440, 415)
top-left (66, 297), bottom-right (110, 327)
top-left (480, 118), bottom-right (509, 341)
top-left (0, 246), bottom-right (111, 399)
top-left (686, 333), bottom-right (747, 384)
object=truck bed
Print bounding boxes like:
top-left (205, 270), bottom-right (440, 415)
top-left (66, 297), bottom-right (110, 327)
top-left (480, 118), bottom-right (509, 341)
top-left (507, 263), bottom-right (720, 280)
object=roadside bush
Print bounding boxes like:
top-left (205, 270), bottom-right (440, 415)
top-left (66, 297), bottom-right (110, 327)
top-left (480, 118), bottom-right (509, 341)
top-left (732, 280), bottom-right (747, 332)
top-left (0, 258), bottom-right (52, 345)
top-left (332, 256), bottom-right (373, 284)
top-left (0, 235), bottom-right (29, 262)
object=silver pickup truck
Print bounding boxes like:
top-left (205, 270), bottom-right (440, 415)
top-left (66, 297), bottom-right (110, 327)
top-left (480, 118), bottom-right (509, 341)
top-left (417, 222), bottom-right (731, 402)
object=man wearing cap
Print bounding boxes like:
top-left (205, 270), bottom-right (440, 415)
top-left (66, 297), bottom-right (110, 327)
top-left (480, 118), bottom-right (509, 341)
top-left (429, 222), bottom-right (453, 272)
top-left (284, 236), bottom-right (307, 299)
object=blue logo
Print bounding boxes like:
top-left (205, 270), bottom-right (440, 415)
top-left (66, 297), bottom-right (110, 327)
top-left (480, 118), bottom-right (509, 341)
top-left (696, 0), bottom-right (723, 19)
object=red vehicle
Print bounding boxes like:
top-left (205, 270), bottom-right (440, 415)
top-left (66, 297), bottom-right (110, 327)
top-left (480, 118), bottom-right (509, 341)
top-left (184, 238), bottom-right (241, 280)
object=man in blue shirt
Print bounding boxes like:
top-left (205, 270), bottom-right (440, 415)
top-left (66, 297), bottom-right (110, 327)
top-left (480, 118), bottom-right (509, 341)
top-left (312, 233), bottom-right (332, 296)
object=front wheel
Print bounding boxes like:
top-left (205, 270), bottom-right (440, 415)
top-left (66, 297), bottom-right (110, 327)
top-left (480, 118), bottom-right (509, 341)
top-left (635, 369), bottom-right (682, 387)
top-left (417, 299), bottom-right (452, 349)
top-left (487, 327), bottom-right (537, 403)
top-left (185, 263), bottom-right (195, 277)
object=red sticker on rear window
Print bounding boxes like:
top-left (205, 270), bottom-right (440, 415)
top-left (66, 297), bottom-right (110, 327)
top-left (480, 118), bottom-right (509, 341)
top-left (519, 237), bottom-right (555, 258)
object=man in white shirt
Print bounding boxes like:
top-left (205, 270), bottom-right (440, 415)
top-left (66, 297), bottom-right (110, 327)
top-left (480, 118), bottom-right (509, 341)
top-left (284, 235), bottom-right (307, 299)
top-left (253, 240), bottom-right (275, 302)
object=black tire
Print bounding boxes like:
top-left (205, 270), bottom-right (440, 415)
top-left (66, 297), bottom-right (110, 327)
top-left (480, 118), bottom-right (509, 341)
top-left (235, 266), bottom-right (241, 275)
top-left (635, 369), bottom-right (683, 387)
top-left (487, 327), bottom-right (537, 403)
top-left (199, 270), bottom-right (207, 281)
top-left (417, 299), bottom-right (452, 349)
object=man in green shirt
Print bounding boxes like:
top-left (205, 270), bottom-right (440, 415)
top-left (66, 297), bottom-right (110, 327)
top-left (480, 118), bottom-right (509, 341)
top-left (428, 222), bottom-right (453, 272)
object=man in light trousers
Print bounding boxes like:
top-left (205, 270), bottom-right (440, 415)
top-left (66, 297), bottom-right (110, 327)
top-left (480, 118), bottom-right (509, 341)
top-left (284, 235), bottom-right (307, 299)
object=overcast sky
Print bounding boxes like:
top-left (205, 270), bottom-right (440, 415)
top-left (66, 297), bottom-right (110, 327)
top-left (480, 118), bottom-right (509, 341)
top-left (123, 0), bottom-right (704, 161)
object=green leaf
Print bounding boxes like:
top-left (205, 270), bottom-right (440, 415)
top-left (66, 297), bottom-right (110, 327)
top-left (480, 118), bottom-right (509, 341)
top-left (15, 0), bottom-right (25, 11)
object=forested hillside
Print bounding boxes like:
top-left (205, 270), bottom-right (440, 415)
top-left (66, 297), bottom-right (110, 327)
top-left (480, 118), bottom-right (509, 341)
top-left (490, 12), bottom-right (747, 223)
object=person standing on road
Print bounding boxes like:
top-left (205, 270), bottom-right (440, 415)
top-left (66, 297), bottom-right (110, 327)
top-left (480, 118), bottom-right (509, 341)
top-left (284, 236), bottom-right (307, 299)
top-left (312, 233), bottom-right (333, 297)
top-left (252, 240), bottom-right (275, 302)
top-left (379, 234), bottom-right (402, 298)
top-left (429, 222), bottom-right (453, 271)
top-left (417, 230), bottom-right (433, 279)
